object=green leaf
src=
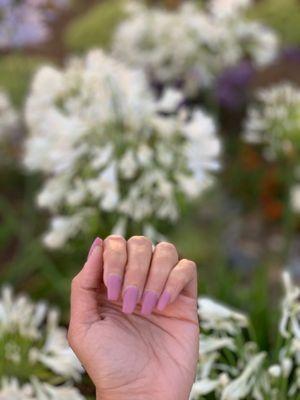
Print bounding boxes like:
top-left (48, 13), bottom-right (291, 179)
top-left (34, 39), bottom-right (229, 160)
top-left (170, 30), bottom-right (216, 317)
top-left (64, 0), bottom-right (127, 53)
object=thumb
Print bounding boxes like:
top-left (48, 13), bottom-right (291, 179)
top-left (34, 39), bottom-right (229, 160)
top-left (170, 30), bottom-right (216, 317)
top-left (70, 237), bottom-right (103, 327)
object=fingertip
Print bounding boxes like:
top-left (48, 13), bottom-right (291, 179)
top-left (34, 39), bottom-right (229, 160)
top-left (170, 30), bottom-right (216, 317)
top-left (87, 237), bottom-right (103, 260)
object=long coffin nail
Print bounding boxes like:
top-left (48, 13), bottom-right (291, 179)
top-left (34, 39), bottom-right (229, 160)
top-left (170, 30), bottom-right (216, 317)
top-left (107, 274), bottom-right (122, 301)
top-left (87, 237), bottom-right (102, 259)
top-left (122, 286), bottom-right (139, 314)
top-left (157, 290), bottom-right (171, 311)
top-left (141, 291), bottom-right (158, 315)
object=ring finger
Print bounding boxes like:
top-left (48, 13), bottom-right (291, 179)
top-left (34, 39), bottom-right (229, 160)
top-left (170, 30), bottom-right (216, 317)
top-left (141, 242), bottom-right (178, 315)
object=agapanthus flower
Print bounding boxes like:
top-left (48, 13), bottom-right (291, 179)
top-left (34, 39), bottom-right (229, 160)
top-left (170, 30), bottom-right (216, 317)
top-left (290, 184), bottom-right (300, 213)
top-left (191, 272), bottom-right (300, 399)
top-left (198, 297), bottom-right (248, 334)
top-left (209, 0), bottom-right (252, 19)
top-left (221, 353), bottom-right (266, 400)
top-left (243, 83), bottom-right (300, 158)
top-left (0, 286), bottom-right (83, 385)
top-left (112, 1), bottom-right (278, 96)
top-left (24, 49), bottom-right (220, 248)
top-left (0, 377), bottom-right (84, 400)
top-left (216, 60), bottom-right (254, 110)
top-left (0, 0), bottom-right (69, 49)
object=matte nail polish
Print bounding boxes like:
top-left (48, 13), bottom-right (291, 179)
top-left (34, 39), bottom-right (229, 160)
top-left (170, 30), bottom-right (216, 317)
top-left (157, 290), bottom-right (171, 311)
top-left (122, 286), bottom-right (139, 314)
top-left (87, 237), bottom-right (102, 259)
top-left (107, 274), bottom-right (122, 301)
top-left (141, 291), bottom-right (158, 315)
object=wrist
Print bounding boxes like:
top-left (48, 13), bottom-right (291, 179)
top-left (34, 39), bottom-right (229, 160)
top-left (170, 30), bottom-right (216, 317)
top-left (96, 389), bottom-right (164, 400)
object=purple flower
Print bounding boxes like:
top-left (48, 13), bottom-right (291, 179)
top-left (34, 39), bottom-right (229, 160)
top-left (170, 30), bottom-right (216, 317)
top-left (281, 46), bottom-right (300, 64)
top-left (216, 61), bottom-right (255, 110)
top-left (0, 0), bottom-right (69, 49)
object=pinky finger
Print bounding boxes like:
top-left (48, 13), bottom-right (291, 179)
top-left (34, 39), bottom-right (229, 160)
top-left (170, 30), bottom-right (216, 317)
top-left (157, 259), bottom-right (197, 311)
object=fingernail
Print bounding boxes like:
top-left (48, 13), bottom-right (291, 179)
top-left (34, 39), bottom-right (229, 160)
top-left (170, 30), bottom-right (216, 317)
top-left (122, 286), bottom-right (139, 314)
top-left (88, 237), bottom-right (102, 259)
top-left (107, 274), bottom-right (122, 301)
top-left (157, 290), bottom-right (171, 311)
top-left (141, 291), bottom-right (158, 315)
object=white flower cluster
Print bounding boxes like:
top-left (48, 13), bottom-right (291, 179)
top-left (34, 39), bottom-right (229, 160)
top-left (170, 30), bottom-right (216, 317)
top-left (112, 1), bottom-right (278, 95)
top-left (24, 49), bottom-right (220, 248)
top-left (244, 83), bottom-right (300, 158)
top-left (0, 287), bottom-right (84, 398)
top-left (0, 90), bottom-right (19, 141)
top-left (290, 184), bottom-right (300, 214)
top-left (276, 272), bottom-right (300, 397)
top-left (191, 297), bottom-right (266, 399)
top-left (209, 0), bottom-right (252, 19)
top-left (191, 272), bottom-right (300, 399)
top-left (0, 378), bottom-right (84, 400)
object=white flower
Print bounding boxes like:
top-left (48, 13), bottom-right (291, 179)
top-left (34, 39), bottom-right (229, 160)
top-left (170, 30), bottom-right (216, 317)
top-left (0, 286), bottom-right (47, 339)
top-left (209, 0), bottom-right (252, 19)
top-left (189, 379), bottom-right (219, 398)
top-left (183, 110), bottom-right (221, 179)
top-left (31, 378), bottom-right (85, 400)
top-left (221, 353), bottom-right (266, 400)
top-left (112, 1), bottom-right (278, 95)
top-left (0, 378), bottom-right (35, 400)
top-left (279, 271), bottom-right (300, 340)
top-left (200, 335), bottom-right (236, 355)
top-left (24, 49), bottom-right (220, 247)
top-left (281, 357), bottom-right (293, 377)
top-left (233, 21), bottom-right (278, 67)
top-left (0, 287), bottom-right (83, 391)
top-left (43, 214), bottom-right (86, 249)
top-left (0, 378), bottom-right (84, 400)
top-left (156, 88), bottom-right (183, 112)
top-left (198, 297), bottom-right (248, 334)
top-left (268, 364), bottom-right (281, 378)
top-left (291, 185), bottom-right (300, 213)
top-left (29, 310), bottom-right (83, 381)
top-left (244, 83), bottom-right (300, 157)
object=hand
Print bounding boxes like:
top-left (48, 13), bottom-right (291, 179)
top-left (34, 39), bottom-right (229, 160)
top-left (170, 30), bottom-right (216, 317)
top-left (68, 236), bottom-right (199, 400)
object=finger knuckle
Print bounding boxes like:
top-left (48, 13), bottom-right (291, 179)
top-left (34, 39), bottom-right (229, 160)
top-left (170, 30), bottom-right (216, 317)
top-left (154, 266), bottom-right (168, 277)
top-left (104, 247), bottom-right (124, 259)
top-left (166, 280), bottom-right (179, 294)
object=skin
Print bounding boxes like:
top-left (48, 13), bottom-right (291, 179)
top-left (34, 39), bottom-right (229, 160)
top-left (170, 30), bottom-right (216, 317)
top-left (68, 235), bottom-right (199, 400)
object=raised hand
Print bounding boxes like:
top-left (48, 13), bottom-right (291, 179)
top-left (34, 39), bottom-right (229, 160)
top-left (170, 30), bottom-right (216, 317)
top-left (68, 236), bottom-right (199, 400)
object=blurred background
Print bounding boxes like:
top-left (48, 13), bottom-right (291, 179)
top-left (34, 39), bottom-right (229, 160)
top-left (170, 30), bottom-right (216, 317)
top-left (0, 0), bottom-right (300, 398)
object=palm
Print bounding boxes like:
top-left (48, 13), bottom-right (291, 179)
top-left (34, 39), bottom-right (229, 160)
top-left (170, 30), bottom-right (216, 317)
top-left (78, 288), bottom-right (199, 400)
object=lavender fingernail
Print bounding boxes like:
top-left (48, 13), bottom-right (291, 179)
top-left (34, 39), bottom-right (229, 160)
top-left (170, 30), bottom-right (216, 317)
top-left (157, 290), bottom-right (171, 311)
top-left (87, 237), bottom-right (102, 259)
top-left (122, 286), bottom-right (139, 314)
top-left (141, 291), bottom-right (158, 315)
top-left (107, 274), bottom-right (122, 301)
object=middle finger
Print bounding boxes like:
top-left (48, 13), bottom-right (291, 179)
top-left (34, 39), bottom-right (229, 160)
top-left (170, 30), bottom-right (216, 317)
top-left (122, 236), bottom-right (153, 314)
